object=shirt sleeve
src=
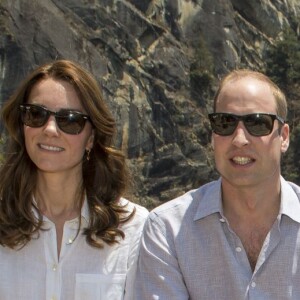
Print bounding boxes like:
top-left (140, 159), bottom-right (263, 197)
top-left (133, 213), bottom-right (189, 300)
top-left (123, 204), bottom-right (149, 300)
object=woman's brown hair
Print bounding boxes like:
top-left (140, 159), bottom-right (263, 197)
top-left (0, 59), bottom-right (134, 249)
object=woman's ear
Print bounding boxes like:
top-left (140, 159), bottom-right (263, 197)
top-left (86, 129), bottom-right (95, 150)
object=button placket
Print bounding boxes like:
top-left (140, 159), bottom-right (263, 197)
top-left (44, 222), bottom-right (60, 300)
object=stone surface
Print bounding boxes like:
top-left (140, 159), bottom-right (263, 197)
top-left (0, 0), bottom-right (299, 207)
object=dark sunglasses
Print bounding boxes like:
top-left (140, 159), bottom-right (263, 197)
top-left (208, 112), bottom-right (285, 137)
top-left (20, 104), bottom-right (91, 135)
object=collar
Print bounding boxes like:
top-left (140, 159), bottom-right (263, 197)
top-left (80, 195), bottom-right (90, 223)
top-left (193, 177), bottom-right (300, 224)
top-left (280, 176), bottom-right (300, 223)
top-left (193, 178), bottom-right (222, 221)
top-left (31, 194), bottom-right (90, 226)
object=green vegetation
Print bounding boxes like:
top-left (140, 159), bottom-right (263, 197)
top-left (265, 26), bottom-right (300, 89)
top-left (0, 135), bottom-right (5, 163)
top-left (189, 37), bottom-right (215, 107)
top-left (264, 21), bottom-right (300, 184)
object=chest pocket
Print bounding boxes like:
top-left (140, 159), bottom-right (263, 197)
top-left (75, 273), bottom-right (126, 300)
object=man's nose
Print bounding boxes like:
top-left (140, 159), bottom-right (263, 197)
top-left (231, 122), bottom-right (250, 147)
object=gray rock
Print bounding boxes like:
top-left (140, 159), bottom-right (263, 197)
top-left (0, 0), bottom-right (298, 207)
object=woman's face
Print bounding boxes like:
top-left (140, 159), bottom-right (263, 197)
top-left (23, 78), bottom-right (94, 176)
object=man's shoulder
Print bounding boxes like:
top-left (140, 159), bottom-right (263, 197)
top-left (281, 177), bottom-right (300, 201)
top-left (285, 180), bottom-right (300, 194)
top-left (149, 180), bottom-right (220, 221)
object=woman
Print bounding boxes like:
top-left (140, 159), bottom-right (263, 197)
top-left (0, 60), bottom-right (148, 300)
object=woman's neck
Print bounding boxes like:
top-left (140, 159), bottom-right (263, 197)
top-left (35, 171), bottom-right (83, 221)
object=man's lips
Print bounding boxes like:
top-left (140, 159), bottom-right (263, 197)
top-left (231, 156), bottom-right (254, 165)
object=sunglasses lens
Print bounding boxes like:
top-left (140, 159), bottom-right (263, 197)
top-left (209, 114), bottom-right (238, 136)
top-left (56, 112), bottom-right (87, 134)
top-left (209, 113), bottom-right (278, 137)
top-left (21, 105), bottom-right (48, 127)
top-left (244, 114), bottom-right (273, 136)
top-left (20, 105), bottom-right (89, 135)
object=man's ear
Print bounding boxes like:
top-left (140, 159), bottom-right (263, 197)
top-left (211, 135), bottom-right (214, 150)
top-left (280, 123), bottom-right (289, 153)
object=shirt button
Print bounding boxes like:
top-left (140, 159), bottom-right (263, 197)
top-left (52, 264), bottom-right (57, 271)
top-left (219, 218), bottom-right (225, 222)
top-left (235, 247), bottom-right (242, 252)
top-left (251, 282), bottom-right (256, 288)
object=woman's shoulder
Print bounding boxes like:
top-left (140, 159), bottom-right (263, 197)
top-left (119, 197), bottom-right (149, 222)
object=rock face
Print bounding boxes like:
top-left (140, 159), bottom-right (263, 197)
top-left (0, 0), bottom-right (299, 207)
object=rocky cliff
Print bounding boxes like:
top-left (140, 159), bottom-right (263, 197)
top-left (0, 0), bottom-right (299, 207)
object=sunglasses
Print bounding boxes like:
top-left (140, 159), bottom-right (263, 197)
top-left (20, 104), bottom-right (91, 135)
top-left (208, 113), bottom-right (285, 137)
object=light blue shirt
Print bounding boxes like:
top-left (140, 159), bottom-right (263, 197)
top-left (134, 177), bottom-right (300, 299)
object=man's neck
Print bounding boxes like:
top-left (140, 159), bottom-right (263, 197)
top-left (220, 177), bottom-right (281, 272)
top-left (221, 176), bottom-right (281, 221)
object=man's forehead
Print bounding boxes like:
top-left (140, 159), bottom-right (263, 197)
top-left (216, 78), bottom-right (277, 112)
top-left (219, 77), bottom-right (273, 98)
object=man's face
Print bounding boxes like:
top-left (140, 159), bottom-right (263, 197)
top-left (212, 77), bottom-right (289, 189)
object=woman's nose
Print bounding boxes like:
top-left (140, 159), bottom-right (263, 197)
top-left (43, 115), bottom-right (60, 136)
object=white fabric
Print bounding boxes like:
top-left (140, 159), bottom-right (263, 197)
top-left (0, 198), bottom-right (148, 300)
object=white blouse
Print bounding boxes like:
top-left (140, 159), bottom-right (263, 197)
top-left (0, 198), bottom-right (148, 300)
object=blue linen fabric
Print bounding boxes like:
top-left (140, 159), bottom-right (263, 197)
top-left (134, 177), bottom-right (300, 300)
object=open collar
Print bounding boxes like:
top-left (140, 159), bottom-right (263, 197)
top-left (193, 177), bottom-right (300, 224)
top-left (193, 178), bottom-right (223, 221)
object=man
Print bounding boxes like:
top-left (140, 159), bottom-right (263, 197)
top-left (134, 70), bottom-right (300, 299)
